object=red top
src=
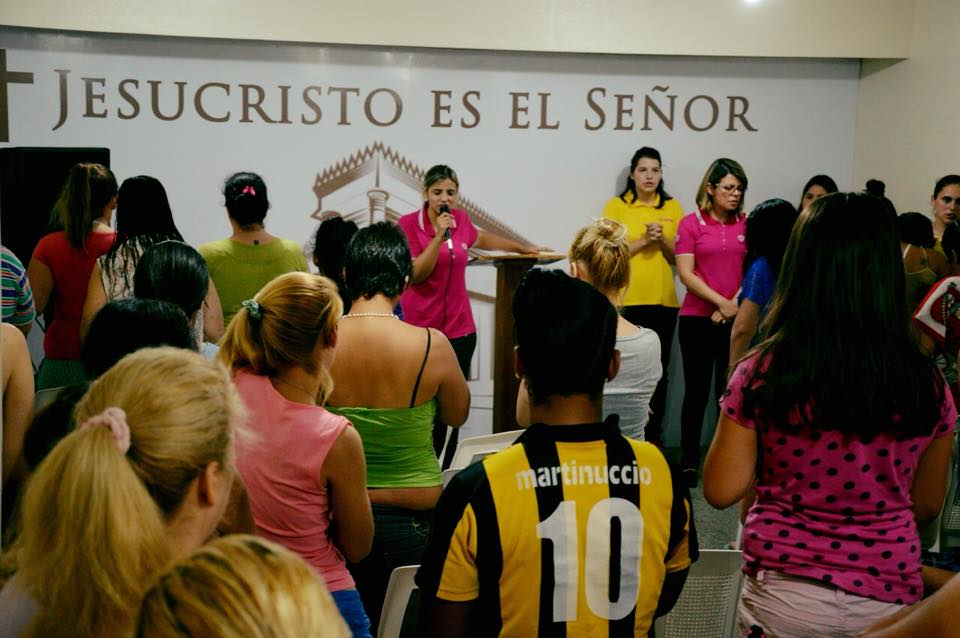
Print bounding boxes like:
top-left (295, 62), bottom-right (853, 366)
top-left (31, 230), bottom-right (115, 360)
top-left (675, 210), bottom-right (746, 317)
top-left (399, 206), bottom-right (479, 339)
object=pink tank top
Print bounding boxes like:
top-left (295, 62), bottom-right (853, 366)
top-left (233, 370), bottom-right (354, 591)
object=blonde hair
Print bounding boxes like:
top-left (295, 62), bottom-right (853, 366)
top-left (568, 218), bottom-right (630, 294)
top-left (136, 535), bottom-right (350, 638)
top-left (218, 272), bottom-right (343, 404)
top-left (6, 347), bottom-right (244, 638)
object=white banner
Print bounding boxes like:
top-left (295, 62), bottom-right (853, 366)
top-left (0, 29), bottom-right (859, 440)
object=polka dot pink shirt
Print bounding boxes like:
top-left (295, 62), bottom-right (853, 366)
top-left (721, 354), bottom-right (956, 604)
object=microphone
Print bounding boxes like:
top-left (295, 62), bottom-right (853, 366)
top-left (440, 204), bottom-right (453, 252)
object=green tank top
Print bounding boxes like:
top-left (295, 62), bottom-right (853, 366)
top-left (328, 400), bottom-right (441, 487)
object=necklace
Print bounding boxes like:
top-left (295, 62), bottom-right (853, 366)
top-left (272, 377), bottom-right (318, 403)
top-left (341, 313), bottom-right (398, 319)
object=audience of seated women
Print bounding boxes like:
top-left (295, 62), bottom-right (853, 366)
top-left (327, 221), bottom-right (470, 629)
top-left (0, 347), bottom-right (244, 638)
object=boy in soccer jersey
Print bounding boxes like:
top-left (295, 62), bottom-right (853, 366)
top-left (417, 269), bottom-right (697, 637)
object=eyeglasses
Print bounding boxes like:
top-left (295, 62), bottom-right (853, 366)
top-left (713, 184), bottom-right (744, 194)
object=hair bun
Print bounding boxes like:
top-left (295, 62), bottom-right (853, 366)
top-left (866, 179), bottom-right (886, 197)
top-left (593, 217), bottom-right (627, 244)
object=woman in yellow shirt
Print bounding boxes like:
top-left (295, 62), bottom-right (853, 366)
top-left (602, 147), bottom-right (683, 445)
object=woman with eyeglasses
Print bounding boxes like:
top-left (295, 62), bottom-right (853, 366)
top-left (675, 158), bottom-right (748, 487)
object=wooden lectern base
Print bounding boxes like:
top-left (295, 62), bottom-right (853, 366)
top-left (472, 253), bottom-right (564, 433)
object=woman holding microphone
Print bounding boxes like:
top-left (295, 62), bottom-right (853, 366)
top-left (398, 165), bottom-right (544, 465)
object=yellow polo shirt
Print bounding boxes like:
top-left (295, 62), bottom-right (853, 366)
top-left (602, 194), bottom-right (683, 307)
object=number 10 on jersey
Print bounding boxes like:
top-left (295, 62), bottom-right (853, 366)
top-left (536, 497), bottom-right (643, 622)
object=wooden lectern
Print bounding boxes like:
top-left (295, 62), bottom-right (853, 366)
top-left (472, 253), bottom-right (564, 433)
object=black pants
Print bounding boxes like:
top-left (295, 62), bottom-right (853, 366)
top-left (678, 316), bottom-right (732, 471)
top-left (621, 305), bottom-right (679, 444)
top-left (432, 332), bottom-right (476, 469)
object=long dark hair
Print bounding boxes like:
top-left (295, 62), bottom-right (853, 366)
top-left (312, 216), bottom-right (358, 312)
top-left (134, 241), bottom-right (209, 320)
top-left (618, 147), bottom-right (672, 210)
top-left (102, 176), bottom-right (184, 294)
top-left (742, 199), bottom-right (798, 279)
top-left (796, 174), bottom-right (838, 212)
top-left (743, 192), bottom-right (944, 438)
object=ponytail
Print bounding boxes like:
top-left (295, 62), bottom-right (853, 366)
top-left (218, 273), bottom-right (342, 404)
top-left (4, 347), bottom-right (242, 638)
top-left (13, 423), bottom-right (168, 638)
top-left (53, 163), bottom-right (117, 251)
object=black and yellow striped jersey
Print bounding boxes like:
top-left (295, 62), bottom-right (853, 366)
top-left (416, 416), bottom-right (697, 637)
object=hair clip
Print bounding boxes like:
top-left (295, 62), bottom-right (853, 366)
top-left (80, 407), bottom-right (132, 455)
top-left (241, 185), bottom-right (257, 197)
top-left (241, 299), bottom-right (262, 320)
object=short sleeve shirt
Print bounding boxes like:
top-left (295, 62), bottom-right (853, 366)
top-left (199, 238), bottom-right (308, 326)
top-left (738, 256), bottom-right (776, 309)
top-left (31, 230), bottom-right (115, 360)
top-left (602, 195), bottom-right (683, 307)
top-left (675, 210), bottom-right (746, 317)
top-left (398, 207), bottom-right (479, 339)
top-left (416, 417), bottom-right (697, 636)
top-left (721, 354), bottom-right (957, 604)
top-left (1, 246), bottom-right (34, 328)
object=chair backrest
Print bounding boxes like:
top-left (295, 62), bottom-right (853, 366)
top-left (378, 565), bottom-right (420, 638)
top-left (33, 386), bottom-right (65, 413)
top-left (653, 549), bottom-right (743, 638)
top-left (448, 430), bottom-right (522, 470)
top-left (442, 468), bottom-right (459, 487)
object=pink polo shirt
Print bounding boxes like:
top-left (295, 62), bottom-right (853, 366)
top-left (675, 210), bottom-right (746, 317)
top-left (399, 207), bottom-right (479, 339)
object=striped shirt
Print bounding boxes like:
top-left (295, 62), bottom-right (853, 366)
top-left (1, 246), bottom-right (34, 328)
top-left (417, 416), bottom-right (697, 636)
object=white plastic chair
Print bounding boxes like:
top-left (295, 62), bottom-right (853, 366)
top-left (442, 468), bottom-right (459, 487)
top-left (33, 386), bottom-right (65, 413)
top-left (448, 430), bottom-right (522, 470)
top-left (377, 565), bottom-right (419, 638)
top-left (653, 549), bottom-right (743, 638)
